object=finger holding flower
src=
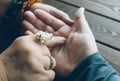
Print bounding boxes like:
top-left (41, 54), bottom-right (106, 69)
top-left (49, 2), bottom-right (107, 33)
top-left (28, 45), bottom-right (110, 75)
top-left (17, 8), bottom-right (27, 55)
top-left (0, 31), bottom-right (62, 81)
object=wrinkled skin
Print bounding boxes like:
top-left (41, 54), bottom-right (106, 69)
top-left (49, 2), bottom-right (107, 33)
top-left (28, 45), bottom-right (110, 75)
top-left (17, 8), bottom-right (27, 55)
top-left (0, 35), bottom-right (56, 81)
top-left (23, 3), bottom-right (98, 77)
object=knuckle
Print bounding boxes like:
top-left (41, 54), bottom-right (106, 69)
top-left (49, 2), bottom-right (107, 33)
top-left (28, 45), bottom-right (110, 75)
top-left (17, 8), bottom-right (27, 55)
top-left (13, 36), bottom-right (26, 46)
top-left (14, 36), bottom-right (32, 45)
top-left (30, 3), bottom-right (41, 11)
top-left (46, 71), bottom-right (55, 81)
top-left (22, 45), bottom-right (36, 54)
top-left (49, 18), bottom-right (55, 26)
top-left (13, 36), bottom-right (33, 52)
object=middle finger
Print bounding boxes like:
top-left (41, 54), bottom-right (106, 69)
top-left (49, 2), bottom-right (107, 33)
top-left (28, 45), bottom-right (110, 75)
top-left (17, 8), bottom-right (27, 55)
top-left (34, 9), bottom-right (66, 31)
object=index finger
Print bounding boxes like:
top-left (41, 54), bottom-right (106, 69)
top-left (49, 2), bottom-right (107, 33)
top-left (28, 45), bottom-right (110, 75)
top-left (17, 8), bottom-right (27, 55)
top-left (49, 7), bottom-right (74, 26)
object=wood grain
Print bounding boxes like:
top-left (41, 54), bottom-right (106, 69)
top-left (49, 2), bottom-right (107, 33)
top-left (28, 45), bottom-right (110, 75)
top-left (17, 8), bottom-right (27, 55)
top-left (97, 43), bottom-right (120, 75)
top-left (85, 11), bottom-right (120, 50)
top-left (61, 0), bottom-right (120, 21)
top-left (43, 0), bottom-right (120, 74)
top-left (44, 0), bottom-right (120, 50)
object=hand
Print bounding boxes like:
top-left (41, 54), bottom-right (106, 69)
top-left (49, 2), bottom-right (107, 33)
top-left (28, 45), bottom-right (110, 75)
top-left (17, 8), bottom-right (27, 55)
top-left (0, 35), bottom-right (56, 81)
top-left (22, 3), bottom-right (74, 34)
top-left (53, 8), bottom-right (98, 76)
top-left (22, 4), bottom-right (98, 77)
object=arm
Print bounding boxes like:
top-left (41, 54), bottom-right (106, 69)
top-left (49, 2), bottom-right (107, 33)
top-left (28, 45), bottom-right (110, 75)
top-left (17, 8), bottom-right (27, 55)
top-left (58, 52), bottom-right (120, 81)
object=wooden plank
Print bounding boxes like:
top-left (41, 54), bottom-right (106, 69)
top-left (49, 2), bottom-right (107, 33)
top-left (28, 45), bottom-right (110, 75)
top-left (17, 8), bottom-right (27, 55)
top-left (43, 0), bottom-right (120, 74)
top-left (85, 11), bottom-right (120, 50)
top-left (97, 43), bottom-right (120, 75)
top-left (43, 0), bottom-right (120, 50)
top-left (61, 0), bottom-right (120, 21)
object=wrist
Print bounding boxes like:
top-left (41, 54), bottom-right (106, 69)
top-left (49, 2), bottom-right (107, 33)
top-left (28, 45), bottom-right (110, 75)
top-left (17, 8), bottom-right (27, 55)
top-left (0, 55), bottom-right (8, 81)
top-left (55, 62), bottom-right (76, 77)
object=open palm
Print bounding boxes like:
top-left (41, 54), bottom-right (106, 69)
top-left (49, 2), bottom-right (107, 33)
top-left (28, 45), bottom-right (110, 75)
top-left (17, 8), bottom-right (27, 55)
top-left (49, 8), bottom-right (97, 76)
top-left (22, 4), bottom-right (98, 77)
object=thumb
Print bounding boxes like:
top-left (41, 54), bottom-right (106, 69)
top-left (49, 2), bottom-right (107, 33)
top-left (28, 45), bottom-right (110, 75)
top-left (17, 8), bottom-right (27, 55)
top-left (32, 32), bottom-right (66, 47)
top-left (74, 7), bottom-right (90, 32)
top-left (45, 36), bottom-right (66, 48)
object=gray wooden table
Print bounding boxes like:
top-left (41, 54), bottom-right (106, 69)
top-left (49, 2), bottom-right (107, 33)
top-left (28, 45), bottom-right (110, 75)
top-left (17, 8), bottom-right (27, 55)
top-left (43, 0), bottom-right (120, 75)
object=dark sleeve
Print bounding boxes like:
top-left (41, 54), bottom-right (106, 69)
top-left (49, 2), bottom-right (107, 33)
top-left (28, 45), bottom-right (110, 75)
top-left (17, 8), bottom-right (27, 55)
top-left (54, 52), bottom-right (120, 81)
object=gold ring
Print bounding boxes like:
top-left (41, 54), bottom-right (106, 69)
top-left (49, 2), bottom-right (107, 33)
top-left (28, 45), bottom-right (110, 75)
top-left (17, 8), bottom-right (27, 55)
top-left (36, 30), bottom-right (53, 45)
top-left (44, 55), bottom-right (56, 70)
top-left (48, 56), bottom-right (56, 69)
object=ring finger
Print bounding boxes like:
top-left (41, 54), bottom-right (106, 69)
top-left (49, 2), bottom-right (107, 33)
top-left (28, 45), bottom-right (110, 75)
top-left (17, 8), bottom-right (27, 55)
top-left (23, 11), bottom-right (56, 33)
